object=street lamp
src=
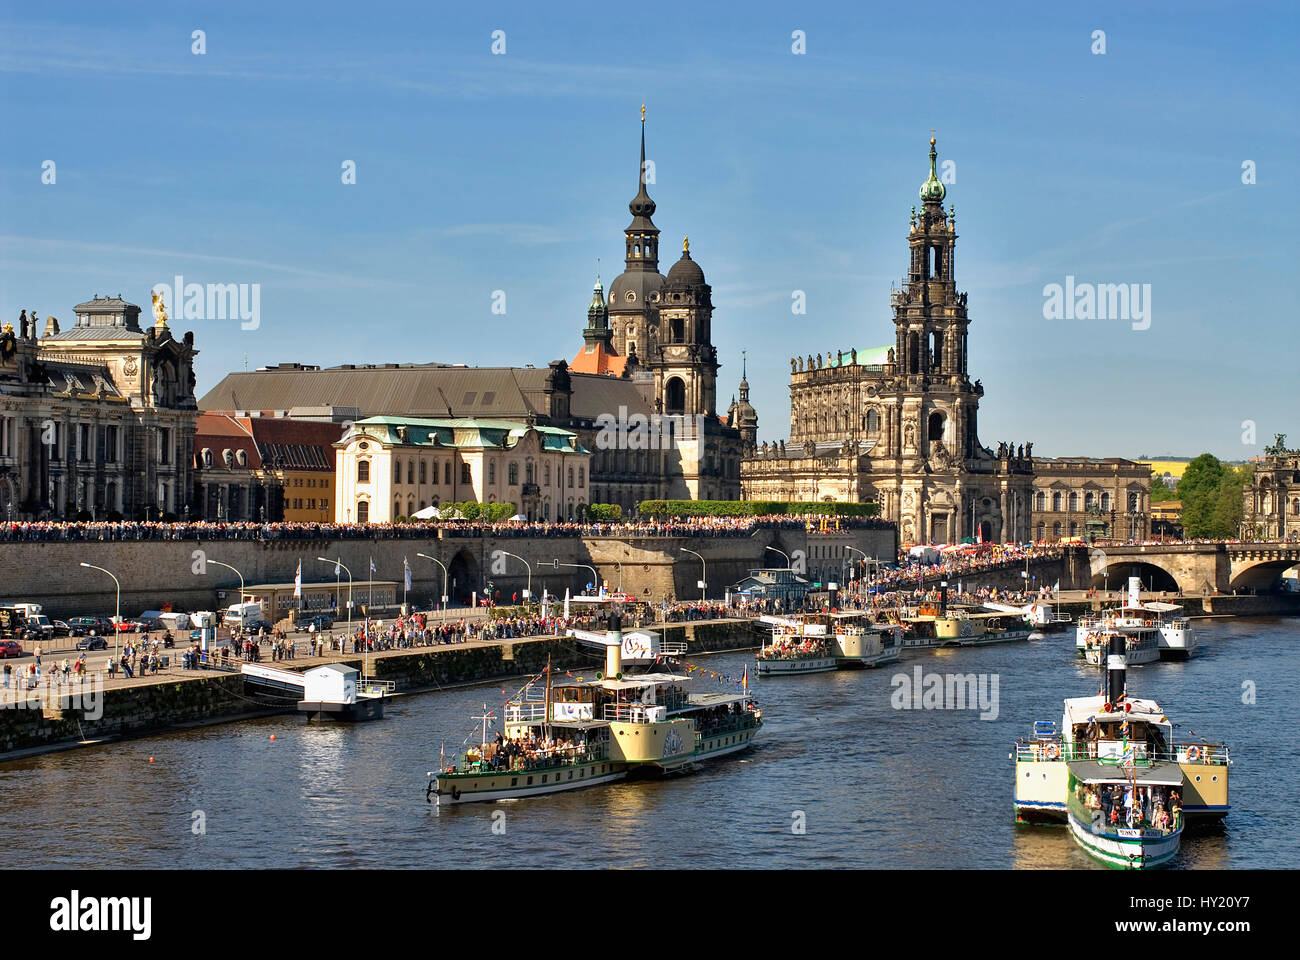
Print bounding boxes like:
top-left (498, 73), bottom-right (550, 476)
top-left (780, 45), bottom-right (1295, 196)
top-left (79, 561), bottom-right (121, 661)
top-left (498, 551), bottom-right (533, 604)
top-left (317, 557), bottom-right (353, 651)
top-left (203, 558), bottom-right (247, 606)
top-left (844, 545), bottom-right (871, 601)
top-left (681, 547), bottom-right (707, 601)
top-left (416, 552), bottom-right (449, 621)
top-left (765, 545), bottom-right (791, 569)
top-left (553, 559), bottom-right (599, 596)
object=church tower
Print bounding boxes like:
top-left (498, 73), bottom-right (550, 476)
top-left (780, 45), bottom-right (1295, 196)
top-left (727, 352), bottom-right (758, 451)
top-left (654, 237), bottom-right (719, 418)
top-left (889, 137), bottom-right (980, 463)
top-left (608, 107), bottom-right (665, 368)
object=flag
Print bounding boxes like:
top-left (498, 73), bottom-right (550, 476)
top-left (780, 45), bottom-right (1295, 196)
top-left (404, 557), bottom-right (412, 592)
top-left (742, 666), bottom-right (748, 692)
top-left (293, 560), bottom-right (302, 598)
top-left (334, 560), bottom-right (341, 577)
top-left (370, 556), bottom-right (376, 575)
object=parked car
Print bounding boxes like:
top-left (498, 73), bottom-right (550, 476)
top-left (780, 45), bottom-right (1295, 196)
top-left (243, 619), bottom-right (275, 636)
top-left (67, 617), bottom-right (114, 636)
top-left (113, 620), bottom-right (141, 633)
top-left (75, 636), bottom-right (108, 651)
top-left (0, 640), bottom-right (25, 658)
top-left (50, 620), bottom-right (73, 638)
top-left (23, 614), bottom-right (56, 639)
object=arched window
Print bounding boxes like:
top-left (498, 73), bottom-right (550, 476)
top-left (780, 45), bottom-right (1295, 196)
top-left (408, 500), bottom-right (415, 517)
top-left (407, 461), bottom-right (414, 485)
top-left (927, 412), bottom-right (945, 446)
top-left (488, 461), bottom-right (496, 484)
top-left (1036, 491), bottom-right (1046, 512)
top-left (394, 499), bottom-right (401, 517)
top-left (1052, 492), bottom-right (1062, 512)
top-left (866, 409), bottom-right (880, 433)
top-left (1069, 521), bottom-right (1078, 536)
top-left (544, 463), bottom-right (551, 486)
top-left (357, 500), bottom-right (369, 523)
top-left (578, 467), bottom-right (585, 488)
top-left (909, 333), bottom-right (920, 374)
top-left (1129, 492), bottom-right (1141, 512)
top-left (1036, 523), bottom-right (1045, 541)
top-left (1101, 493), bottom-right (1111, 511)
top-left (1052, 522), bottom-right (1061, 538)
top-left (1068, 492), bottom-right (1079, 512)
top-left (568, 467), bottom-right (574, 489)
top-left (1085, 492), bottom-right (1095, 510)
top-left (394, 458), bottom-right (402, 484)
top-left (357, 460), bottom-right (370, 484)
top-left (665, 378), bottom-right (686, 415)
top-left (672, 315), bottom-right (684, 342)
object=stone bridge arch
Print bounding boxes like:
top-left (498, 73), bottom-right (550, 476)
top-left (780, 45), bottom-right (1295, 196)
top-left (1227, 545), bottom-right (1300, 592)
top-left (1089, 558), bottom-right (1181, 593)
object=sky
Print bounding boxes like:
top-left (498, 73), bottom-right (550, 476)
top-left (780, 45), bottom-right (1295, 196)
top-left (1, 0), bottom-right (1296, 460)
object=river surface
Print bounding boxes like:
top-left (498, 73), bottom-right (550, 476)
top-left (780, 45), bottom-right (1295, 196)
top-left (3, 617), bottom-right (1296, 869)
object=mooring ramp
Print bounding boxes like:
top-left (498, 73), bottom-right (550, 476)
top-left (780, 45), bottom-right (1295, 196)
top-left (241, 663), bottom-right (308, 694)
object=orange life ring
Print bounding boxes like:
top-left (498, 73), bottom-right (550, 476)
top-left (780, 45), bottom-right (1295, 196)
top-left (1185, 745), bottom-right (1201, 762)
top-left (1044, 743), bottom-right (1060, 760)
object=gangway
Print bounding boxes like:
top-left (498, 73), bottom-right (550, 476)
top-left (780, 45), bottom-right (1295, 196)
top-left (241, 663), bottom-right (307, 695)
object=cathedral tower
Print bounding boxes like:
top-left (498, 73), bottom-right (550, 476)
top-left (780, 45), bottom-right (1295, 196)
top-left (608, 107), bottom-right (665, 367)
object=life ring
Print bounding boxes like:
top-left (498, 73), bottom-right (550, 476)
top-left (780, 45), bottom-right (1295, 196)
top-left (1103, 702), bottom-right (1112, 712)
top-left (1124, 702), bottom-right (1132, 713)
top-left (1043, 743), bottom-right (1060, 760)
top-left (1145, 620), bottom-right (1153, 627)
top-left (1185, 745), bottom-right (1201, 762)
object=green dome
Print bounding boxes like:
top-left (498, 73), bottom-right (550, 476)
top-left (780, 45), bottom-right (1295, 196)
top-left (919, 137), bottom-right (946, 203)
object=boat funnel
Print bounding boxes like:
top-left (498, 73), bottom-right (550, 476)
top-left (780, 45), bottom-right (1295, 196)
top-left (1128, 576), bottom-right (1141, 608)
top-left (605, 608), bottom-right (623, 678)
top-left (1107, 632), bottom-right (1126, 705)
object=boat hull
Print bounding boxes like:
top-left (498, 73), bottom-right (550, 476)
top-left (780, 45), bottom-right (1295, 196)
top-left (1067, 808), bottom-right (1181, 869)
top-left (756, 656), bottom-right (837, 675)
top-left (297, 696), bottom-right (385, 722)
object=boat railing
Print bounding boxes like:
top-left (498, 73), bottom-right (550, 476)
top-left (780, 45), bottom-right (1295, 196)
top-left (505, 702), bottom-right (546, 722)
top-left (1050, 611), bottom-right (1074, 623)
top-left (603, 703), bottom-right (667, 723)
top-left (660, 640), bottom-right (688, 655)
top-left (451, 739), bottom-right (612, 774)
top-left (1015, 738), bottom-right (1230, 765)
top-left (696, 713), bottom-right (758, 739)
top-left (358, 679), bottom-right (395, 696)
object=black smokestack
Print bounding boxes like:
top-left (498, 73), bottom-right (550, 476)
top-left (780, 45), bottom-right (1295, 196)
top-left (1107, 632), bottom-right (1126, 706)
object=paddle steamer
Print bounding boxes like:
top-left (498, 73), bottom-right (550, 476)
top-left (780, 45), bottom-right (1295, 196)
top-left (1012, 633), bottom-right (1230, 869)
top-left (427, 613), bottom-right (760, 805)
top-left (1076, 577), bottom-right (1196, 660)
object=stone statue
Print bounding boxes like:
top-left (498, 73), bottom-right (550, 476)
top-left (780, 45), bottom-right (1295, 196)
top-left (184, 331), bottom-right (194, 348)
top-left (18, 310), bottom-right (27, 339)
top-left (904, 420), bottom-right (916, 452)
top-left (997, 442), bottom-right (1005, 458)
top-left (791, 357), bottom-right (797, 374)
top-left (151, 290), bottom-right (169, 327)
top-left (779, 440), bottom-right (786, 456)
top-left (1017, 444), bottom-right (1024, 459)
top-left (850, 348), bottom-right (857, 364)
top-left (1025, 442), bottom-right (1033, 458)
top-left (837, 350), bottom-right (843, 366)
top-left (887, 347), bottom-right (895, 365)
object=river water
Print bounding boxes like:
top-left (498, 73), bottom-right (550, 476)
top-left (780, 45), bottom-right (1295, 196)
top-left (3, 617), bottom-right (1296, 869)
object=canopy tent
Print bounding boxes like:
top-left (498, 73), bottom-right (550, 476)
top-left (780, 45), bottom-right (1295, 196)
top-left (410, 505), bottom-right (440, 520)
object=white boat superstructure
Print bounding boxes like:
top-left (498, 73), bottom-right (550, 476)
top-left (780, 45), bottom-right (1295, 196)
top-left (1075, 578), bottom-right (1196, 660)
top-left (756, 615), bottom-right (837, 674)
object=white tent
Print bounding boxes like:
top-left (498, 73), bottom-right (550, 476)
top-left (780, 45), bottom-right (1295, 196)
top-left (508, 513), bottom-right (528, 522)
top-left (411, 505), bottom-right (440, 520)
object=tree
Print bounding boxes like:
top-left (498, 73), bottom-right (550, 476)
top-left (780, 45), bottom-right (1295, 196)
top-left (1149, 472), bottom-right (1179, 503)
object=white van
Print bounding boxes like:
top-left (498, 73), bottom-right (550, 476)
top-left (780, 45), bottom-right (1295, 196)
top-left (223, 602), bottom-right (263, 627)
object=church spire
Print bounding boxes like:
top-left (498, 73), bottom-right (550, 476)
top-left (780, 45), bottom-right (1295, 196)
top-left (625, 105), bottom-right (660, 271)
top-left (584, 273), bottom-right (611, 344)
top-left (920, 135), bottom-right (946, 204)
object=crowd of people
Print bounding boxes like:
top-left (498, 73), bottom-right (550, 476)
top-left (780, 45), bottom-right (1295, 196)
top-left (461, 730), bottom-right (597, 773)
top-left (0, 514), bottom-right (891, 543)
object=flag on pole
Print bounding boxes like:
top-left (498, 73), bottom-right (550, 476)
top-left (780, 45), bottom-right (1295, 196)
top-left (334, 560), bottom-right (341, 577)
top-left (293, 560), bottom-right (302, 598)
top-left (404, 557), bottom-right (412, 592)
top-left (370, 556), bottom-right (376, 575)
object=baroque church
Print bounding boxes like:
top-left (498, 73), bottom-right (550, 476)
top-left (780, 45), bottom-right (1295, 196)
top-left (741, 138), bottom-right (1148, 544)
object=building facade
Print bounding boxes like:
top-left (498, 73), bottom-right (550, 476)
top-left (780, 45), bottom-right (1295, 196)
top-left (1029, 457), bottom-right (1151, 541)
top-left (0, 296), bottom-right (199, 520)
top-left (1242, 442), bottom-right (1300, 539)
top-left (193, 412), bottom-right (341, 522)
top-left (333, 416), bottom-right (590, 523)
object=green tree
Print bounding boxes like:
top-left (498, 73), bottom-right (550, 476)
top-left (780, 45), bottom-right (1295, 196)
top-left (1178, 454), bottom-right (1226, 537)
top-left (1149, 472), bottom-right (1179, 503)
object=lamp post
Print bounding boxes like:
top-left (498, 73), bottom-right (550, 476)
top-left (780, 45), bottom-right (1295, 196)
top-left (765, 545), bottom-right (791, 568)
top-left (553, 559), bottom-right (598, 596)
top-left (203, 558), bottom-right (247, 606)
top-left (317, 557), bottom-right (353, 652)
top-left (416, 552), bottom-right (449, 622)
top-left (498, 551), bottom-right (532, 604)
top-left (844, 545), bottom-right (870, 603)
top-left (681, 547), bottom-right (706, 601)
top-left (79, 561), bottom-right (121, 661)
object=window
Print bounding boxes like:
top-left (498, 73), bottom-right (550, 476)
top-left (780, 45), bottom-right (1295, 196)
top-left (1068, 492), bottom-right (1079, 512)
top-left (444, 462), bottom-right (451, 485)
top-left (1129, 492), bottom-right (1141, 512)
top-left (1052, 492), bottom-right (1062, 512)
top-left (357, 460), bottom-right (370, 483)
top-left (508, 462), bottom-right (518, 485)
top-left (394, 458), bottom-right (402, 484)
top-left (488, 461), bottom-right (496, 484)
top-left (544, 463), bottom-right (550, 486)
top-left (357, 501), bottom-right (369, 523)
top-left (568, 467), bottom-right (574, 489)
top-left (1101, 493), bottom-right (1111, 511)
top-left (419, 460), bottom-right (427, 484)
top-left (526, 461), bottom-right (535, 484)
top-left (408, 460), bottom-right (414, 485)
top-left (1036, 491), bottom-right (1046, 512)
top-left (1053, 522), bottom-right (1062, 537)
top-left (866, 409), bottom-right (879, 433)
top-left (1085, 492), bottom-right (1095, 510)
top-left (460, 463), bottom-right (471, 484)
top-left (578, 467), bottom-right (585, 488)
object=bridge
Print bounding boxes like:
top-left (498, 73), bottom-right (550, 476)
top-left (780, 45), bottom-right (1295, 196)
top-left (1069, 542), bottom-right (1300, 594)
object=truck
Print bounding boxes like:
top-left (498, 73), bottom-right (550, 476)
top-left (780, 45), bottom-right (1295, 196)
top-left (0, 606), bottom-right (36, 642)
top-left (222, 601), bottom-right (263, 628)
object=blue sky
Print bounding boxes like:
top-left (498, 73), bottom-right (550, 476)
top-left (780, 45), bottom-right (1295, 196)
top-left (2, 0), bottom-right (1295, 459)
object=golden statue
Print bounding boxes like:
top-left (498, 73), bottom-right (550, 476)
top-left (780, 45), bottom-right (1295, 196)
top-left (151, 290), bottom-right (169, 327)
top-left (641, 104), bottom-right (646, 123)
top-left (683, 235), bottom-right (690, 252)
